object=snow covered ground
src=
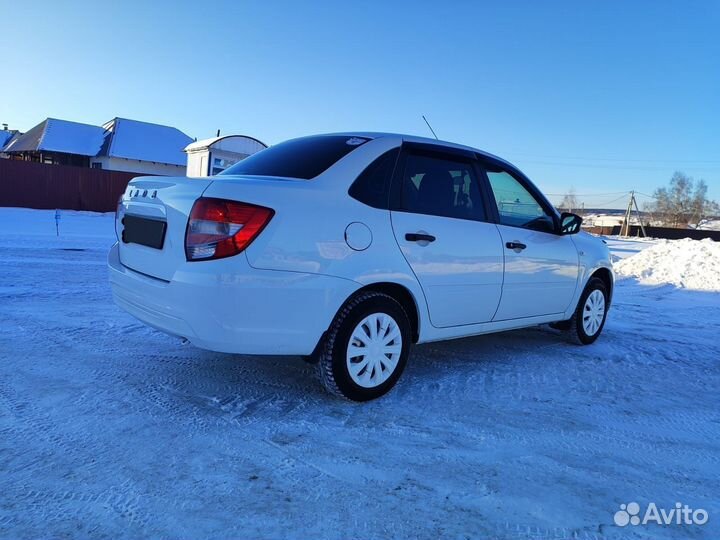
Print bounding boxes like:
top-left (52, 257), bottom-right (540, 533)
top-left (615, 238), bottom-right (720, 291)
top-left (1, 208), bottom-right (718, 539)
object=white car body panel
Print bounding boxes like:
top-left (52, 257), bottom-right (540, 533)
top-left (108, 243), bottom-right (358, 355)
top-left (108, 132), bottom-right (614, 356)
top-left (493, 224), bottom-right (580, 320)
top-left (117, 177), bottom-right (213, 281)
top-left (567, 232), bottom-right (615, 313)
top-left (390, 211), bottom-right (504, 327)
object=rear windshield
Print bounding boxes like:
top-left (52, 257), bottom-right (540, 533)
top-left (220, 135), bottom-right (370, 179)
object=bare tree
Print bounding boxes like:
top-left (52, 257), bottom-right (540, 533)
top-left (648, 172), bottom-right (719, 227)
top-left (558, 189), bottom-right (581, 214)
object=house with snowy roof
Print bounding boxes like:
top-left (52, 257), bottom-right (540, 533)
top-left (1, 117), bottom-right (193, 176)
top-left (0, 128), bottom-right (20, 149)
top-left (93, 118), bottom-right (193, 175)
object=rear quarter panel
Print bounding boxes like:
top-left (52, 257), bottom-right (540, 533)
top-left (201, 136), bottom-right (431, 335)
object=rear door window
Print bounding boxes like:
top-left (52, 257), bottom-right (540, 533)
top-left (220, 135), bottom-right (370, 179)
top-left (398, 153), bottom-right (486, 221)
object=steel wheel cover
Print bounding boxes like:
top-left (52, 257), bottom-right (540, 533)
top-left (582, 289), bottom-right (606, 336)
top-left (346, 313), bottom-right (402, 388)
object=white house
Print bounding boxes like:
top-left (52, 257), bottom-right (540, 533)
top-left (92, 118), bottom-right (193, 175)
top-left (184, 135), bottom-right (267, 176)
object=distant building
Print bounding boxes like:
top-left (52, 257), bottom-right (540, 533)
top-left (2, 117), bottom-right (193, 176)
top-left (0, 127), bottom-right (21, 149)
top-left (2, 118), bottom-right (106, 167)
top-left (92, 118), bottom-right (193, 175)
top-left (184, 135), bottom-right (267, 176)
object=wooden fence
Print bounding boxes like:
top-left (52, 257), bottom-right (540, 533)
top-left (0, 159), bottom-right (146, 212)
top-left (584, 224), bottom-right (720, 241)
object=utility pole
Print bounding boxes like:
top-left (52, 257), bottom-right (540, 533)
top-left (632, 194), bottom-right (648, 238)
top-left (622, 191), bottom-right (634, 237)
top-left (621, 191), bottom-right (647, 238)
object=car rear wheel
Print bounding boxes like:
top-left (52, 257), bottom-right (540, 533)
top-left (565, 277), bottom-right (609, 345)
top-left (317, 291), bottom-right (411, 401)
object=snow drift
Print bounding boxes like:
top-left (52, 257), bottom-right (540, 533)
top-left (614, 237), bottom-right (720, 290)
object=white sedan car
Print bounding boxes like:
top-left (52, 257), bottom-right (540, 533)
top-left (109, 133), bottom-right (613, 401)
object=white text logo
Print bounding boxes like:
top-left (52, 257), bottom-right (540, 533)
top-left (614, 502), bottom-right (708, 527)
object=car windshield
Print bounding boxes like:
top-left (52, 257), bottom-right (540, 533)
top-left (220, 135), bottom-right (370, 179)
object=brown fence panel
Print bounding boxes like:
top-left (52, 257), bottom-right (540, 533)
top-left (0, 159), bottom-right (148, 212)
top-left (584, 226), bottom-right (619, 236)
top-left (584, 224), bottom-right (720, 241)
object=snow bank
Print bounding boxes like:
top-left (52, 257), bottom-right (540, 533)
top-left (614, 238), bottom-right (720, 290)
top-left (0, 207), bottom-right (114, 238)
top-left (695, 218), bottom-right (720, 231)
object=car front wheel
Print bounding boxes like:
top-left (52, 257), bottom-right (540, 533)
top-left (317, 291), bottom-right (411, 401)
top-left (565, 277), bottom-right (609, 345)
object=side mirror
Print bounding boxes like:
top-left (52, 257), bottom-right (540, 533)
top-left (559, 212), bottom-right (583, 235)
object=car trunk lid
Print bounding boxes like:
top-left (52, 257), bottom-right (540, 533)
top-left (117, 177), bottom-right (212, 281)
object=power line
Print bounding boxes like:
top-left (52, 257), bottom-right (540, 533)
top-left (582, 194), bottom-right (634, 207)
top-left (512, 160), bottom-right (720, 171)
top-left (504, 152), bottom-right (720, 164)
top-left (546, 191), bottom-right (629, 197)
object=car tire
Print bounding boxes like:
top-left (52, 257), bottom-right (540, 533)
top-left (317, 291), bottom-right (411, 401)
top-left (565, 277), bottom-right (609, 345)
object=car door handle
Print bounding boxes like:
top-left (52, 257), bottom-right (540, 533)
top-left (506, 241), bottom-right (527, 250)
top-left (406, 233), bottom-right (436, 243)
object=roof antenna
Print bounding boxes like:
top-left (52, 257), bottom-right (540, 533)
top-left (216, 129), bottom-right (221, 137)
top-left (422, 115), bottom-right (439, 140)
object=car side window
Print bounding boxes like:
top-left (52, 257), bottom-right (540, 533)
top-left (348, 148), bottom-right (399, 209)
top-left (484, 164), bottom-right (556, 233)
top-left (399, 153), bottom-right (486, 221)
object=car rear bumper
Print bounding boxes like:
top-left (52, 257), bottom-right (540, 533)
top-left (108, 243), bottom-right (359, 355)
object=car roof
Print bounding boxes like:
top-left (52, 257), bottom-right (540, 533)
top-left (318, 131), bottom-right (516, 169)
top-left (324, 132), bottom-right (556, 216)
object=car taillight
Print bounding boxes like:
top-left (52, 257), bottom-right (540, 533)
top-left (185, 197), bottom-right (274, 261)
top-left (115, 195), bottom-right (125, 241)
top-left (116, 195), bottom-right (125, 220)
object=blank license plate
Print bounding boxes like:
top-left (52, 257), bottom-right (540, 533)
top-left (122, 214), bottom-right (167, 249)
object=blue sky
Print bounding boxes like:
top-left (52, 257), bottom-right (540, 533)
top-left (2, 0), bottom-right (718, 208)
